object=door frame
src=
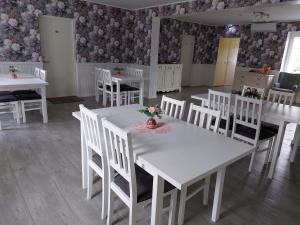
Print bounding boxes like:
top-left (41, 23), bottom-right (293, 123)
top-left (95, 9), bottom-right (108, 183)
top-left (38, 15), bottom-right (77, 97)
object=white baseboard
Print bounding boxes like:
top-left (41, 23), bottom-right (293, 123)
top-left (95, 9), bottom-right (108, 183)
top-left (0, 61), bottom-right (43, 74)
top-left (76, 63), bottom-right (150, 98)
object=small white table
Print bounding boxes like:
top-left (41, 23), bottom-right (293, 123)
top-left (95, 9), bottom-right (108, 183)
top-left (72, 104), bottom-right (254, 224)
top-left (0, 73), bottom-right (48, 123)
top-left (191, 93), bottom-right (300, 179)
top-left (111, 75), bottom-right (145, 106)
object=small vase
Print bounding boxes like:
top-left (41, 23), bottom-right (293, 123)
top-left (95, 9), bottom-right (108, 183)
top-left (11, 73), bottom-right (17, 79)
top-left (146, 118), bottom-right (157, 129)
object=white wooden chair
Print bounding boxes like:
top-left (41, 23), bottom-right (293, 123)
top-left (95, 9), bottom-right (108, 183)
top-left (126, 67), bottom-right (143, 103)
top-left (0, 93), bottom-right (20, 130)
top-left (177, 103), bottom-right (221, 225)
top-left (34, 67), bottom-right (40, 78)
top-left (102, 69), bottom-right (128, 107)
top-left (267, 89), bottom-right (295, 106)
top-left (16, 69), bottom-right (47, 123)
top-left (95, 67), bottom-right (104, 104)
top-left (102, 118), bottom-right (178, 225)
top-left (242, 85), bottom-right (265, 99)
top-left (208, 89), bottom-right (232, 136)
top-left (160, 95), bottom-right (186, 120)
top-left (79, 105), bottom-right (108, 220)
top-left (231, 95), bottom-right (277, 172)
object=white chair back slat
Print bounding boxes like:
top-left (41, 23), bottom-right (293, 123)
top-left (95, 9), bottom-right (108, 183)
top-left (231, 95), bottom-right (263, 145)
top-left (160, 95), bottom-right (186, 120)
top-left (242, 85), bottom-right (265, 99)
top-left (34, 67), bottom-right (40, 78)
top-left (126, 68), bottom-right (143, 78)
top-left (267, 89), bottom-right (294, 106)
top-left (187, 103), bottom-right (221, 133)
top-left (95, 67), bottom-right (104, 86)
top-left (102, 69), bottom-right (113, 86)
top-left (208, 90), bottom-right (232, 135)
top-left (39, 69), bottom-right (47, 81)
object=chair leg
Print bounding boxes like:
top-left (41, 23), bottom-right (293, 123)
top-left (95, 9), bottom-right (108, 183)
top-left (21, 102), bottom-right (26, 123)
top-left (129, 203), bottom-right (137, 225)
top-left (264, 138), bottom-right (273, 164)
top-left (203, 176), bottom-right (210, 205)
top-left (87, 166), bottom-right (93, 200)
top-left (248, 148), bottom-right (257, 172)
top-left (168, 190), bottom-right (178, 225)
top-left (15, 102), bottom-right (20, 124)
top-left (101, 174), bottom-right (108, 220)
top-left (178, 186), bottom-right (187, 225)
top-left (110, 94), bottom-right (113, 107)
top-left (107, 187), bottom-right (114, 225)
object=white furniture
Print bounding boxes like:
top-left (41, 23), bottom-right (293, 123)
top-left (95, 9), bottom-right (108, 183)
top-left (0, 73), bottom-right (48, 123)
top-left (19, 70), bottom-right (47, 123)
top-left (233, 73), bottom-right (274, 96)
top-left (208, 89), bottom-right (232, 136)
top-left (0, 94), bottom-right (20, 130)
top-left (102, 118), bottom-right (177, 225)
top-left (34, 67), bottom-right (40, 78)
top-left (126, 67), bottom-right (143, 103)
top-left (72, 104), bottom-right (254, 224)
top-left (267, 89), bottom-right (295, 106)
top-left (95, 67), bottom-right (104, 104)
top-left (160, 95), bottom-right (186, 120)
top-left (157, 64), bottom-right (182, 93)
top-left (232, 96), bottom-right (276, 172)
top-left (177, 104), bottom-right (221, 225)
top-left (191, 93), bottom-right (300, 178)
top-left (241, 85), bottom-right (265, 99)
top-left (79, 105), bottom-right (108, 220)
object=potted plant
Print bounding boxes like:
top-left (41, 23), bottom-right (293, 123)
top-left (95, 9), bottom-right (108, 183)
top-left (138, 105), bottom-right (162, 129)
top-left (114, 67), bottom-right (124, 75)
top-left (9, 66), bottom-right (18, 79)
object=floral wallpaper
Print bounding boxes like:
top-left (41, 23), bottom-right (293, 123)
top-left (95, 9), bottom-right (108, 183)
top-left (0, 0), bottom-right (298, 66)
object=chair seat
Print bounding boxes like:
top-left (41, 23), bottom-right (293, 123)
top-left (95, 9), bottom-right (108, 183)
top-left (0, 91), bottom-right (11, 96)
top-left (11, 90), bottom-right (38, 95)
top-left (15, 93), bottom-right (41, 101)
top-left (126, 85), bottom-right (140, 91)
top-left (236, 124), bottom-right (277, 141)
top-left (219, 115), bottom-right (234, 130)
top-left (100, 84), bottom-right (133, 92)
top-left (271, 87), bottom-right (294, 93)
top-left (261, 122), bottom-right (279, 134)
top-left (92, 154), bottom-right (102, 168)
top-left (114, 165), bottom-right (174, 203)
top-left (0, 94), bottom-right (17, 103)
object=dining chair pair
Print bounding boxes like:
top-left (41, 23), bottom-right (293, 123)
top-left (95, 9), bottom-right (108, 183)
top-left (79, 104), bottom-right (178, 225)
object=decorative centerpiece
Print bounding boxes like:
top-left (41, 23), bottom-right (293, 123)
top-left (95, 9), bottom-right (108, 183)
top-left (114, 67), bottom-right (124, 75)
top-left (243, 87), bottom-right (261, 99)
top-left (9, 66), bottom-right (18, 79)
top-left (138, 105), bottom-right (162, 129)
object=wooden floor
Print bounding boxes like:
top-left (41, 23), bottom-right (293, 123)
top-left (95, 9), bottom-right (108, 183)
top-left (0, 86), bottom-right (299, 225)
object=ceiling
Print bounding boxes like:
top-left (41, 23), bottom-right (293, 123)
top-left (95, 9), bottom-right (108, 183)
top-left (172, 3), bottom-right (300, 25)
top-left (83, 0), bottom-right (188, 10)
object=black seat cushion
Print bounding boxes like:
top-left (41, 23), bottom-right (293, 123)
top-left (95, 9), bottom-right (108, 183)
top-left (271, 87), bottom-right (294, 93)
top-left (219, 115), bottom-right (234, 130)
top-left (11, 90), bottom-right (38, 95)
top-left (100, 84), bottom-right (133, 92)
top-left (0, 91), bottom-right (11, 96)
top-left (15, 93), bottom-right (41, 101)
top-left (114, 165), bottom-right (174, 203)
top-left (0, 94), bottom-right (17, 102)
top-left (261, 122), bottom-right (279, 134)
top-left (235, 124), bottom-right (277, 140)
top-left (92, 154), bottom-right (102, 168)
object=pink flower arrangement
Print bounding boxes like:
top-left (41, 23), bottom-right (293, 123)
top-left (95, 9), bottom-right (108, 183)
top-left (138, 105), bottom-right (161, 118)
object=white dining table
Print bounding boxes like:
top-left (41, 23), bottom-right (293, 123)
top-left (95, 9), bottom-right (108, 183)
top-left (0, 73), bottom-right (48, 123)
top-left (111, 74), bottom-right (146, 106)
top-left (72, 104), bottom-right (254, 224)
top-left (191, 93), bottom-right (300, 179)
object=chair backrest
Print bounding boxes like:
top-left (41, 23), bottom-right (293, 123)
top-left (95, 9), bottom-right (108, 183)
top-left (102, 118), bottom-right (137, 201)
top-left (242, 85), bottom-right (265, 99)
top-left (39, 69), bottom-right (47, 81)
top-left (95, 67), bottom-right (104, 82)
top-left (208, 89), bottom-right (232, 135)
top-left (34, 67), bottom-right (40, 78)
top-left (187, 103), bottom-right (221, 133)
top-left (126, 67), bottom-right (143, 78)
top-left (160, 95), bottom-right (186, 120)
top-left (278, 72), bottom-right (300, 90)
top-left (231, 95), bottom-right (263, 146)
top-left (267, 89), bottom-right (295, 106)
top-left (102, 69), bottom-right (113, 86)
top-left (79, 105), bottom-right (103, 157)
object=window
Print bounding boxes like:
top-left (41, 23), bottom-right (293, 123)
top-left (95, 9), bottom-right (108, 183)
top-left (281, 32), bottom-right (300, 73)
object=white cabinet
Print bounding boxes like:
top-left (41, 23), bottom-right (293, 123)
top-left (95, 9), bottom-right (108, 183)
top-left (157, 64), bottom-right (182, 92)
top-left (233, 72), bottom-right (275, 96)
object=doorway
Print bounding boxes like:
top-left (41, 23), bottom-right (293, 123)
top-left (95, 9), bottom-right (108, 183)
top-left (39, 15), bottom-right (76, 98)
top-left (180, 35), bottom-right (195, 86)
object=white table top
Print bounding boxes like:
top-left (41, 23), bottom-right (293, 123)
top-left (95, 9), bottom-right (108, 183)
top-left (0, 73), bottom-right (48, 89)
top-left (72, 104), bottom-right (254, 189)
top-left (191, 93), bottom-right (300, 125)
top-left (111, 74), bottom-right (147, 82)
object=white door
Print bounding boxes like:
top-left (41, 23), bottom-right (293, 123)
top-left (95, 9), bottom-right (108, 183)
top-left (180, 35), bottom-right (195, 86)
top-left (39, 15), bottom-right (76, 98)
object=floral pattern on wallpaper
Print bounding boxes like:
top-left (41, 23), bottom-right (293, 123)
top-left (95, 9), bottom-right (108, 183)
top-left (0, 0), bottom-right (73, 62)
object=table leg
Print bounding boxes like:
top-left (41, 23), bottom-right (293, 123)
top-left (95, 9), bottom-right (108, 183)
top-left (41, 87), bottom-right (48, 123)
top-left (80, 121), bottom-right (87, 189)
top-left (212, 167), bottom-right (226, 222)
top-left (116, 81), bottom-right (120, 107)
top-left (150, 174), bottom-right (164, 225)
top-left (268, 121), bottom-right (287, 179)
top-left (290, 124), bottom-right (300, 163)
top-left (139, 80), bottom-right (144, 106)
